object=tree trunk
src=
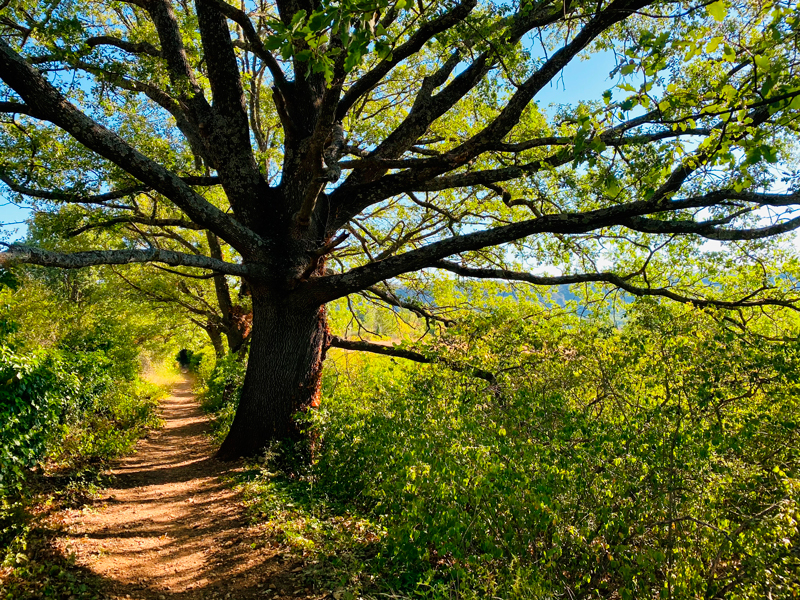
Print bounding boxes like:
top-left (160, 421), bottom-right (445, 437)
top-left (216, 287), bottom-right (328, 459)
top-left (207, 325), bottom-right (225, 360)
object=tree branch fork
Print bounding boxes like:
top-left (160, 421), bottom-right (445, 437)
top-left (1, 0), bottom-right (798, 320)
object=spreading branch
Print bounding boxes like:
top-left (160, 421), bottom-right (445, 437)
top-left (329, 335), bottom-right (496, 384)
top-left (335, 0), bottom-right (479, 121)
top-left (0, 245), bottom-right (250, 276)
top-left (310, 185), bottom-right (800, 303)
top-left (66, 216), bottom-right (206, 237)
top-left (432, 260), bottom-right (799, 311)
top-left (363, 284), bottom-right (454, 325)
top-left (0, 173), bottom-right (221, 206)
top-left (0, 37), bottom-right (266, 255)
top-left (85, 36), bottom-right (162, 57)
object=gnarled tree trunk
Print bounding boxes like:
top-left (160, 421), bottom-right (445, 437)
top-left (216, 285), bottom-right (328, 459)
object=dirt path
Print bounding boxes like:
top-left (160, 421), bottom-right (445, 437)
top-left (55, 379), bottom-right (313, 600)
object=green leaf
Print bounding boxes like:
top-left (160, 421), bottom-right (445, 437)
top-left (706, 36), bottom-right (723, 53)
top-left (707, 1), bottom-right (726, 22)
top-left (308, 10), bottom-right (330, 32)
top-left (722, 44), bottom-right (737, 61)
top-left (760, 144), bottom-right (779, 163)
top-left (289, 9), bottom-right (308, 31)
top-left (264, 36), bottom-right (283, 51)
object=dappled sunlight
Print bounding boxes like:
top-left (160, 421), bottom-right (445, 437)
top-left (50, 379), bottom-right (321, 600)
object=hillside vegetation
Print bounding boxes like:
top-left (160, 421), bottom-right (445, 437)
top-left (199, 296), bottom-right (800, 599)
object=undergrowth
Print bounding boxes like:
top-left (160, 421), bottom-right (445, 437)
top-left (205, 301), bottom-right (800, 600)
top-left (197, 352), bottom-right (246, 443)
top-left (235, 445), bottom-right (387, 599)
top-left (0, 356), bottom-right (170, 600)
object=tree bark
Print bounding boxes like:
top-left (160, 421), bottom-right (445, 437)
top-left (207, 325), bottom-right (226, 360)
top-left (216, 286), bottom-right (328, 459)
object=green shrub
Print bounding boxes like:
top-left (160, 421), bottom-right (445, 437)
top-left (199, 352), bottom-right (246, 442)
top-left (176, 348), bottom-right (204, 373)
top-left (310, 303), bottom-right (800, 599)
top-left (0, 345), bottom-right (165, 492)
top-left (0, 346), bottom-right (105, 492)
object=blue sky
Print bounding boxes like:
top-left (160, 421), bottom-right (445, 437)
top-left (0, 193), bottom-right (33, 243)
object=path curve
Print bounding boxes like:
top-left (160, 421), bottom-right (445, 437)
top-left (56, 379), bottom-right (313, 600)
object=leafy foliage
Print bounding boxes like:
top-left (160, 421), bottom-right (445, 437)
top-left (229, 300), bottom-right (800, 599)
top-left (198, 352), bottom-right (247, 442)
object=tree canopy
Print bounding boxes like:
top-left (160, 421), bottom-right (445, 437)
top-left (1, 0), bottom-right (799, 456)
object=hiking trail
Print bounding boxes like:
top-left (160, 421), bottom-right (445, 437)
top-left (54, 378), bottom-right (314, 600)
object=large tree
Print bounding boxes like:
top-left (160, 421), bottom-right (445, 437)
top-left (1, 0), bottom-right (798, 457)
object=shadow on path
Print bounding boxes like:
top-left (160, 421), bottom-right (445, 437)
top-left (54, 379), bottom-right (317, 600)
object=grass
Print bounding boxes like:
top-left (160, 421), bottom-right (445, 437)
top-left (233, 446), bottom-right (392, 600)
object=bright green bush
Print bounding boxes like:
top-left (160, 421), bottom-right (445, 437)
top-left (0, 345), bottom-right (163, 494)
top-left (310, 302), bottom-right (800, 599)
top-left (0, 346), bottom-right (105, 492)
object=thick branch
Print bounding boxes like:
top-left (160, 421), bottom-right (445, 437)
top-left (0, 100), bottom-right (41, 117)
top-left (623, 212), bottom-right (800, 241)
top-left (144, 0), bottom-right (204, 95)
top-left (67, 216), bottom-right (206, 237)
top-left (309, 188), bottom-right (800, 303)
top-left (206, 230), bottom-right (235, 323)
top-left (195, 0), bottom-right (264, 213)
top-left (447, 0), bottom-right (652, 164)
top-left (85, 36), bottom-right (162, 57)
top-left (0, 173), bottom-right (221, 205)
top-left (329, 103), bottom-right (680, 229)
top-left (433, 260), bottom-right (799, 310)
top-left (0, 173), bottom-right (144, 206)
top-left (329, 0), bottom-right (655, 224)
top-left (337, 128), bottom-right (710, 171)
top-left (0, 38), bottom-right (266, 256)
top-left (70, 59), bottom-right (208, 159)
top-left (329, 335), bottom-right (496, 383)
top-left (0, 244), bottom-right (250, 275)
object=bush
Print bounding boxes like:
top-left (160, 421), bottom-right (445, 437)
top-left (176, 348), bottom-right (203, 372)
top-left (198, 352), bottom-right (246, 442)
top-left (310, 303), bottom-right (800, 599)
top-left (0, 344), bottom-right (164, 494)
top-left (0, 346), bottom-right (106, 493)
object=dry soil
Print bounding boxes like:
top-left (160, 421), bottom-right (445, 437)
top-left (54, 379), bottom-right (318, 600)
